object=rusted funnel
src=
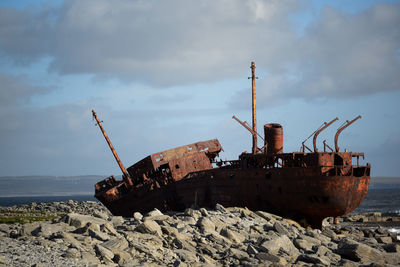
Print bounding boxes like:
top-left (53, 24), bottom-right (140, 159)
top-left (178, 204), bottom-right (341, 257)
top-left (264, 124), bottom-right (283, 154)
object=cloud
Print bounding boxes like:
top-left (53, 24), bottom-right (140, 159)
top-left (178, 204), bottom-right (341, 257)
top-left (0, 73), bottom-right (52, 105)
top-left (0, 0), bottom-right (299, 86)
top-left (0, 1), bottom-right (399, 99)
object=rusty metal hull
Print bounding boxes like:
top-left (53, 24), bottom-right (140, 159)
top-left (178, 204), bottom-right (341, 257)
top-left (96, 163), bottom-right (370, 228)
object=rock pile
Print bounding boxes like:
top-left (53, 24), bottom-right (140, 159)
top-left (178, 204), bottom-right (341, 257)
top-left (0, 201), bottom-right (399, 266)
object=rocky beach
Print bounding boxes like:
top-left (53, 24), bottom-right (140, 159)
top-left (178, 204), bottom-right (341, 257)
top-left (0, 201), bottom-right (399, 267)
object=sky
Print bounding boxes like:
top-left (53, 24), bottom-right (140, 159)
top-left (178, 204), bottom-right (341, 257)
top-left (0, 0), bottom-right (399, 177)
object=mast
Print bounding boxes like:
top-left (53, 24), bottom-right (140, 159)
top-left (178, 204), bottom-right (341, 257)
top-left (250, 61), bottom-right (258, 154)
top-left (92, 109), bottom-right (133, 187)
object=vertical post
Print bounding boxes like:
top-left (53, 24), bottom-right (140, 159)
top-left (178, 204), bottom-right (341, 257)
top-left (251, 62), bottom-right (257, 154)
top-left (92, 110), bottom-right (133, 187)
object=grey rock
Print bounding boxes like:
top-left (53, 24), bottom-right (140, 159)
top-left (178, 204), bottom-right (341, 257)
top-left (273, 221), bottom-right (290, 236)
top-left (62, 248), bottom-right (81, 258)
top-left (133, 212), bottom-right (143, 221)
top-left (81, 251), bottom-right (101, 264)
top-left (88, 229), bottom-right (111, 241)
top-left (145, 208), bottom-right (163, 218)
top-left (220, 227), bottom-right (246, 244)
top-left (293, 238), bottom-right (313, 252)
top-left (297, 254), bottom-right (330, 265)
top-left (62, 213), bottom-right (106, 228)
top-left (20, 222), bottom-right (40, 236)
top-left (175, 249), bottom-right (198, 264)
top-left (322, 228), bottom-right (338, 240)
top-left (32, 223), bottom-right (66, 238)
top-left (298, 233), bottom-right (322, 246)
top-left (197, 217), bottom-right (215, 234)
top-left (101, 237), bottom-right (129, 254)
top-left (93, 211), bottom-right (109, 220)
top-left (261, 235), bottom-right (299, 257)
top-left (73, 221), bottom-right (100, 234)
top-left (246, 244), bottom-right (259, 255)
top-left (95, 244), bottom-right (114, 261)
top-left (336, 238), bottom-right (384, 263)
top-left (256, 252), bottom-right (281, 262)
top-left (382, 243), bottom-right (400, 253)
top-left (199, 208), bottom-right (209, 217)
top-left (215, 203), bottom-right (227, 213)
top-left (0, 224), bottom-right (9, 234)
top-left (376, 236), bottom-right (392, 244)
top-left (136, 220), bottom-right (162, 236)
top-left (228, 247), bottom-right (249, 260)
top-left (114, 251), bottom-right (132, 265)
top-left (110, 216), bottom-right (124, 227)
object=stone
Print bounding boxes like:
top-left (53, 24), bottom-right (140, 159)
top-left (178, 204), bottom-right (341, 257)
top-left (261, 235), bottom-right (299, 257)
top-left (62, 248), bottom-right (81, 258)
top-left (293, 238), bottom-right (313, 252)
top-left (215, 203), bottom-right (227, 213)
top-left (297, 254), bottom-right (330, 265)
top-left (220, 227), bottom-right (246, 244)
top-left (32, 223), bottom-right (67, 238)
top-left (197, 217), bottom-right (215, 234)
top-left (110, 216), bottom-right (124, 227)
top-left (136, 220), bottom-right (162, 236)
top-left (246, 244), bottom-right (259, 255)
top-left (377, 236), bottom-right (392, 244)
top-left (81, 251), bottom-right (101, 264)
top-left (114, 251), bottom-right (132, 264)
top-left (95, 244), bottom-right (114, 262)
top-left (273, 222), bottom-right (290, 236)
top-left (73, 221), bottom-right (100, 234)
top-left (199, 208), bottom-right (209, 217)
top-left (133, 212), bottom-right (143, 221)
top-left (145, 208), bottom-right (163, 218)
top-left (336, 238), bottom-right (384, 263)
top-left (322, 228), bottom-right (338, 240)
top-left (228, 247), bottom-right (249, 260)
top-left (88, 229), bottom-right (111, 241)
top-left (19, 222), bottom-right (40, 236)
top-left (256, 252), bottom-right (281, 262)
top-left (62, 213), bottom-right (106, 228)
top-left (382, 243), bottom-right (400, 253)
top-left (93, 211), bottom-right (109, 220)
top-left (175, 249), bottom-right (198, 264)
top-left (298, 233), bottom-right (322, 246)
top-left (101, 237), bottom-right (129, 254)
top-left (0, 224), bottom-right (9, 234)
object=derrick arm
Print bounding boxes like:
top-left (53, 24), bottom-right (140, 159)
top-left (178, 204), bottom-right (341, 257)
top-left (92, 109), bottom-right (133, 187)
top-left (334, 115), bottom-right (361, 152)
top-left (313, 117), bottom-right (339, 152)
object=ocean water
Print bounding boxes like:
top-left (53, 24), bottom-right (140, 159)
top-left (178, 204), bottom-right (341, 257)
top-left (352, 188), bottom-right (400, 215)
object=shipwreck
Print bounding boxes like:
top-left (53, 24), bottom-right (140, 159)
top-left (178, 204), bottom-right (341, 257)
top-left (92, 62), bottom-right (370, 228)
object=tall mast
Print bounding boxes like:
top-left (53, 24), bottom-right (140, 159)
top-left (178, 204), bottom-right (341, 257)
top-left (92, 109), bottom-right (133, 187)
top-left (250, 61), bottom-right (257, 154)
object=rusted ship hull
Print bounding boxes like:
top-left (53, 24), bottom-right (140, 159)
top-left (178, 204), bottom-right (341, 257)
top-left (92, 62), bottom-right (371, 228)
top-left (96, 163), bottom-right (370, 228)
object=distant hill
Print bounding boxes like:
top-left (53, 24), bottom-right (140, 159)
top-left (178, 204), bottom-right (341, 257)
top-left (0, 175), bottom-right (112, 197)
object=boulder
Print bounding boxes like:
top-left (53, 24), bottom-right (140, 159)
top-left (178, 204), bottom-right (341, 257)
top-left (136, 220), bottom-right (162, 236)
top-left (336, 238), bottom-right (384, 263)
top-left (220, 227), bottom-right (246, 244)
top-left (62, 213), bottom-right (106, 228)
top-left (95, 244), bottom-right (114, 262)
top-left (197, 217), bottom-right (215, 234)
top-left (260, 235), bottom-right (299, 257)
top-left (101, 237), bottom-right (129, 254)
